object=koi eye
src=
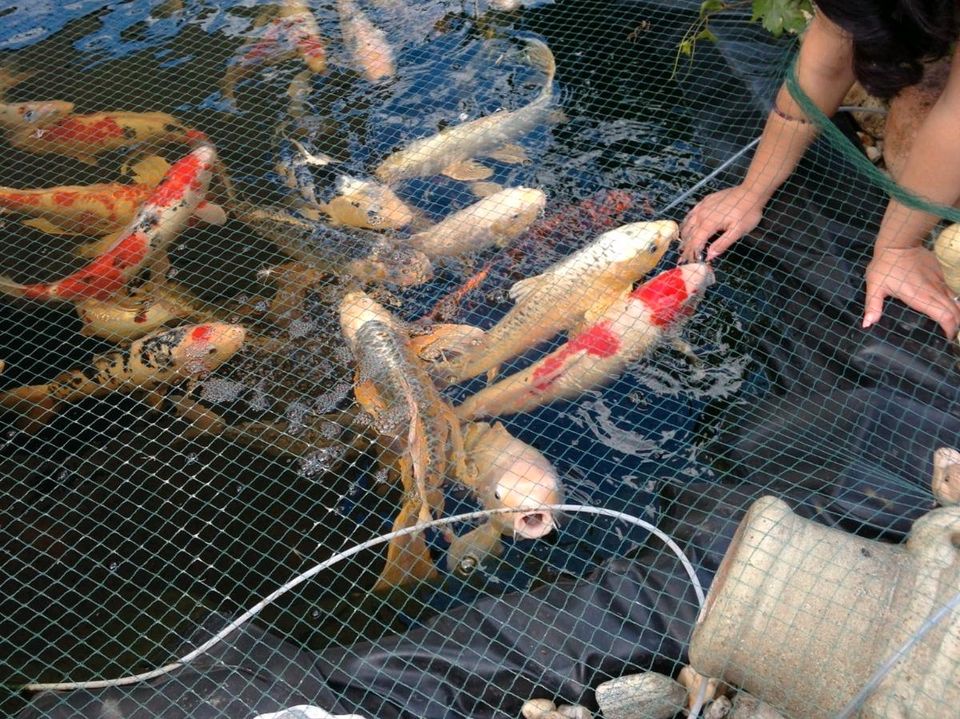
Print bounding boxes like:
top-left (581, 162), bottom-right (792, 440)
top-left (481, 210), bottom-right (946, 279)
top-left (456, 555), bottom-right (478, 575)
top-left (647, 241), bottom-right (659, 253)
top-left (207, 347), bottom-right (218, 355)
top-left (22, 110), bottom-right (36, 123)
top-left (494, 487), bottom-right (503, 500)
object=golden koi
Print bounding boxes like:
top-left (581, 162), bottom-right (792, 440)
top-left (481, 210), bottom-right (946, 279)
top-left (456, 263), bottom-right (714, 420)
top-left (6, 111), bottom-right (197, 165)
top-left (75, 283), bottom-right (206, 341)
top-left (447, 421), bottom-right (562, 573)
top-left (222, 0), bottom-right (327, 104)
top-left (324, 175), bottom-right (415, 230)
top-left (0, 322), bottom-right (246, 430)
top-left (374, 38), bottom-right (556, 183)
top-left (409, 186), bottom-right (545, 258)
top-left (0, 100), bottom-right (74, 131)
top-left (340, 290), bottom-right (465, 589)
top-left (436, 220), bottom-right (678, 384)
top-left (337, 0), bottom-right (396, 83)
top-left (0, 144), bottom-right (218, 302)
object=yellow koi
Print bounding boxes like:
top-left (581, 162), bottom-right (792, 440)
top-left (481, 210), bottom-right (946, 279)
top-left (409, 186), bottom-right (545, 258)
top-left (374, 38), bottom-right (555, 183)
top-left (0, 100), bottom-right (74, 131)
top-left (337, 0), bottom-right (396, 83)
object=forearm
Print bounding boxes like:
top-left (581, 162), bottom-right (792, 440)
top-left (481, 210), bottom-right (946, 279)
top-left (874, 91), bottom-right (960, 250)
top-left (740, 13), bottom-right (856, 203)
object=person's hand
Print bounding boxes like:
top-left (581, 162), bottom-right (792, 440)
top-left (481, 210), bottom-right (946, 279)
top-left (863, 245), bottom-right (960, 338)
top-left (680, 186), bottom-right (767, 262)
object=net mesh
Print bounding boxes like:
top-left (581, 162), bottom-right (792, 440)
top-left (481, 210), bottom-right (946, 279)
top-left (1, 1), bottom-right (958, 718)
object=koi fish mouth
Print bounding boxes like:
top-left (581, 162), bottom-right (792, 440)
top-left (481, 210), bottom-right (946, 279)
top-left (514, 510), bottom-right (554, 539)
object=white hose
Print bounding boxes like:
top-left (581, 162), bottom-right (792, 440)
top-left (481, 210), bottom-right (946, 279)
top-left (23, 504), bottom-right (704, 692)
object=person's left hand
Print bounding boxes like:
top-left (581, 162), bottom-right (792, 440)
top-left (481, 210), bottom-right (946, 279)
top-left (863, 245), bottom-right (960, 338)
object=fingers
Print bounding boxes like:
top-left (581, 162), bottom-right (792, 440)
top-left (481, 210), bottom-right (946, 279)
top-left (862, 282), bottom-right (886, 330)
top-left (706, 227), bottom-right (741, 261)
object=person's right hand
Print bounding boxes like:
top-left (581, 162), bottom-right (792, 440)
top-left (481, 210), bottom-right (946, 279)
top-left (680, 185), bottom-right (767, 262)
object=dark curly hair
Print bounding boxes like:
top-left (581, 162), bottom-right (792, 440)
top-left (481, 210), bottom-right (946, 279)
top-left (815, 0), bottom-right (959, 98)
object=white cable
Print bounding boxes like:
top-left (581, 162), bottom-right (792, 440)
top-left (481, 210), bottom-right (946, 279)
top-left (658, 103), bottom-right (883, 218)
top-left (833, 588), bottom-right (960, 719)
top-left (23, 504), bottom-right (703, 692)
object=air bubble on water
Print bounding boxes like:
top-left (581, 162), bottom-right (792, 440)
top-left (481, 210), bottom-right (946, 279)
top-left (312, 382), bottom-right (350, 414)
top-left (108, 560), bottom-right (119, 572)
top-left (311, 609), bottom-right (320, 619)
top-left (199, 377), bottom-right (245, 403)
top-left (284, 400), bottom-right (311, 432)
top-left (287, 318), bottom-right (317, 338)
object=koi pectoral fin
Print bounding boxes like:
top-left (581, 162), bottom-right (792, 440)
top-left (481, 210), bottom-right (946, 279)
top-left (442, 159), bottom-right (493, 181)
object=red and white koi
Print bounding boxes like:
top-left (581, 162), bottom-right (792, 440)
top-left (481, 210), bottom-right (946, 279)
top-left (5, 111), bottom-right (197, 165)
top-left (0, 322), bottom-right (246, 430)
top-left (435, 220), bottom-right (678, 384)
top-left (0, 143), bottom-right (218, 302)
top-left (456, 263), bottom-right (714, 420)
top-left (447, 421), bottom-right (562, 572)
top-left (0, 154), bottom-right (225, 237)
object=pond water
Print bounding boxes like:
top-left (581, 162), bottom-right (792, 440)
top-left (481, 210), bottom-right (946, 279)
top-left (0, 0), bottom-right (762, 711)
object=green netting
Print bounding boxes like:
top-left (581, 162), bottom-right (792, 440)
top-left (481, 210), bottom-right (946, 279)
top-left (0, 2), bottom-right (958, 719)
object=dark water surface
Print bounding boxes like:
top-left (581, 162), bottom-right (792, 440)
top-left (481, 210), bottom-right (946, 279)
top-left (0, 0), bottom-right (757, 711)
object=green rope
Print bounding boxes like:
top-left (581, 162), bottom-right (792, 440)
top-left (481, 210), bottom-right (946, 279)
top-left (785, 57), bottom-right (960, 224)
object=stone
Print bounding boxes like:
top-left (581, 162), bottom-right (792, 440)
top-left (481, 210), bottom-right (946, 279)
top-left (595, 672), bottom-right (687, 719)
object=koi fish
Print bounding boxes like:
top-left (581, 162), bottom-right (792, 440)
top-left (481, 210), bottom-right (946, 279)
top-left (337, 0), bottom-right (395, 83)
top-left (0, 100), bottom-right (74, 131)
top-left (238, 203), bottom-right (432, 286)
top-left (409, 186), bottom-right (546, 259)
top-left (0, 153), bottom-right (225, 238)
top-left (75, 283), bottom-right (206, 341)
top-left (456, 263), bottom-right (714, 420)
top-left (6, 111), bottom-right (196, 165)
top-left (340, 291), bottom-right (466, 589)
top-left (0, 322), bottom-right (246, 430)
top-left (374, 38), bottom-right (556, 183)
top-left (279, 140), bottom-right (417, 230)
top-left (435, 220), bottom-right (677, 384)
top-left (447, 421), bottom-right (562, 573)
top-left (222, 0), bottom-right (327, 104)
top-left (0, 143), bottom-right (218, 302)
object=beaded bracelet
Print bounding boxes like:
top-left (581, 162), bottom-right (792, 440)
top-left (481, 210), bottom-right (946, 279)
top-left (772, 104), bottom-right (812, 124)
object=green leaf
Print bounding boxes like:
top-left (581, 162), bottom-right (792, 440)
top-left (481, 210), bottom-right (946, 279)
top-left (679, 38), bottom-right (694, 57)
top-left (700, 0), bottom-right (726, 16)
top-left (751, 0), bottom-right (811, 38)
top-left (695, 28), bottom-right (719, 44)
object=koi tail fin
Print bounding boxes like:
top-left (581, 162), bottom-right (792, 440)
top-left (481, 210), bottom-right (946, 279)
top-left (524, 38), bottom-right (556, 95)
top-left (374, 499), bottom-right (439, 592)
top-left (0, 276), bottom-right (29, 299)
top-left (0, 384), bottom-right (59, 432)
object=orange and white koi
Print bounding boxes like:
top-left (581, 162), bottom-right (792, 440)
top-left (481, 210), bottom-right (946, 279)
top-left (0, 161), bottom-right (225, 237)
top-left (447, 421), bottom-right (562, 573)
top-left (0, 100), bottom-right (75, 131)
top-left (223, 0), bottom-right (327, 104)
top-left (456, 263), bottom-right (714, 420)
top-left (5, 111), bottom-right (197, 165)
top-left (0, 322), bottom-right (246, 430)
top-left (374, 38), bottom-right (555, 183)
top-left (409, 186), bottom-right (545, 258)
top-left (340, 291), bottom-right (466, 589)
top-left (0, 144), bottom-right (218, 302)
top-left (337, 0), bottom-right (395, 83)
top-left (436, 220), bottom-right (677, 384)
